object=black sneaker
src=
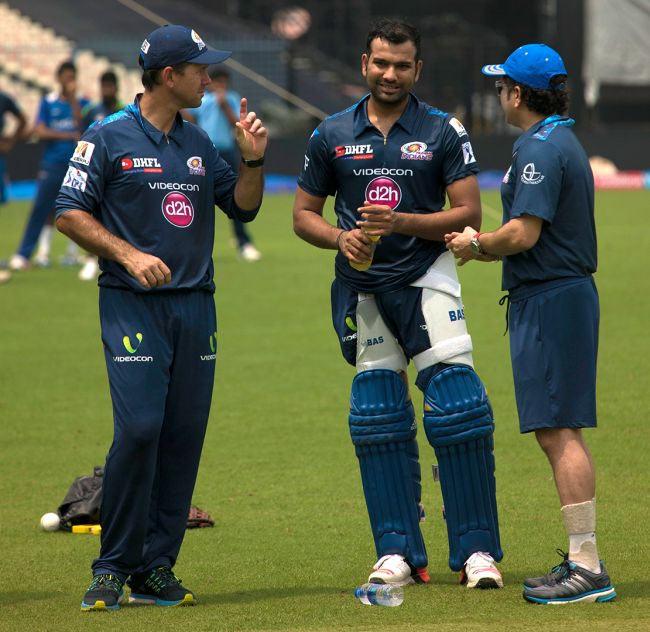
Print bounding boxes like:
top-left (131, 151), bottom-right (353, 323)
top-left (128, 566), bottom-right (195, 607)
top-left (524, 549), bottom-right (571, 588)
top-left (523, 559), bottom-right (616, 604)
top-left (81, 574), bottom-right (124, 611)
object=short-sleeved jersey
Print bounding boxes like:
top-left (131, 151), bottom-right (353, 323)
top-left (54, 97), bottom-right (254, 293)
top-left (37, 93), bottom-right (90, 165)
top-left (81, 100), bottom-right (124, 131)
top-left (187, 90), bottom-right (240, 152)
top-left (297, 93), bottom-right (479, 294)
top-left (500, 115), bottom-right (596, 291)
top-left (0, 91), bottom-right (20, 136)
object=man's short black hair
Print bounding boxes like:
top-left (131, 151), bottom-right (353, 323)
top-left (366, 18), bottom-right (421, 61)
top-left (57, 60), bottom-right (76, 77)
top-left (504, 75), bottom-right (570, 116)
top-left (101, 70), bottom-right (118, 85)
top-left (141, 62), bottom-right (190, 91)
top-left (209, 66), bottom-right (230, 81)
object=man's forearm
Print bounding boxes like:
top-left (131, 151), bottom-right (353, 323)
top-left (394, 204), bottom-right (481, 241)
top-left (56, 210), bottom-right (136, 264)
top-left (233, 164), bottom-right (263, 212)
top-left (479, 221), bottom-right (531, 256)
top-left (294, 210), bottom-right (341, 249)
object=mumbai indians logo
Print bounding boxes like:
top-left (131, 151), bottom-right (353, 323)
top-left (201, 332), bottom-right (217, 361)
top-left (400, 141), bottom-right (433, 161)
top-left (191, 30), bottom-right (206, 50)
top-left (187, 156), bottom-right (206, 176)
top-left (113, 332), bottom-right (153, 362)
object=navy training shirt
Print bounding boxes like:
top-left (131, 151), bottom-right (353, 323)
top-left (500, 115), bottom-right (597, 291)
top-left (297, 93), bottom-right (479, 293)
top-left (37, 93), bottom-right (90, 166)
top-left (55, 97), bottom-right (257, 293)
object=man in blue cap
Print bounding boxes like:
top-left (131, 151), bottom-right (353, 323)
top-left (446, 44), bottom-right (615, 604)
top-left (55, 24), bottom-right (267, 611)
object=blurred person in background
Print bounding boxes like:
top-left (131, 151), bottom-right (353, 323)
top-left (78, 70), bottom-right (125, 281)
top-left (447, 44), bottom-right (615, 604)
top-left (0, 89), bottom-right (28, 284)
top-left (294, 18), bottom-right (503, 590)
top-left (9, 60), bottom-right (89, 271)
top-left (185, 67), bottom-right (261, 261)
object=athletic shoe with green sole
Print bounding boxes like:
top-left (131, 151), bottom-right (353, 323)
top-left (523, 559), bottom-right (616, 604)
top-left (81, 574), bottom-right (125, 611)
top-left (128, 566), bottom-right (195, 606)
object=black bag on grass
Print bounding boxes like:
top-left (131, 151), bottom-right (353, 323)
top-left (57, 466), bottom-right (103, 530)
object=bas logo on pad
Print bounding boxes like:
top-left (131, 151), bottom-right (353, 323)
top-left (162, 192), bottom-right (194, 228)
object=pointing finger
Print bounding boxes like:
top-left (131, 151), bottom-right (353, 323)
top-left (239, 97), bottom-right (248, 122)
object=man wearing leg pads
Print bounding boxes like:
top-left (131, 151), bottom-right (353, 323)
top-left (293, 19), bottom-right (503, 589)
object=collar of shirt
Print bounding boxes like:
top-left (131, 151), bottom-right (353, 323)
top-left (352, 92), bottom-right (419, 138)
top-left (126, 94), bottom-right (185, 145)
top-left (514, 113), bottom-right (575, 151)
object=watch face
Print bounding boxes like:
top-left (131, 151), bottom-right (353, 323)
top-left (470, 239), bottom-right (481, 255)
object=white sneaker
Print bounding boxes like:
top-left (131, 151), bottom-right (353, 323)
top-left (0, 269), bottom-right (11, 284)
top-left (34, 255), bottom-right (51, 268)
top-left (239, 243), bottom-right (261, 262)
top-left (368, 555), bottom-right (417, 587)
top-left (461, 551), bottom-right (503, 589)
top-left (78, 256), bottom-right (99, 281)
top-left (8, 254), bottom-right (29, 271)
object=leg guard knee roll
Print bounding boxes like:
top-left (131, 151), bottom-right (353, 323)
top-left (349, 369), bottom-right (427, 569)
top-left (422, 364), bottom-right (502, 571)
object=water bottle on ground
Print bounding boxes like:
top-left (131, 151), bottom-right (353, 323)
top-left (354, 583), bottom-right (404, 607)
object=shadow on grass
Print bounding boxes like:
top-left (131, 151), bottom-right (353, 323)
top-left (0, 591), bottom-right (60, 606)
top-left (611, 581), bottom-right (650, 600)
top-left (199, 585), bottom-right (344, 605)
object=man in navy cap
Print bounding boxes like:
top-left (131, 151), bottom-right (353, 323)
top-left (447, 44), bottom-right (615, 604)
top-left (55, 24), bottom-right (267, 611)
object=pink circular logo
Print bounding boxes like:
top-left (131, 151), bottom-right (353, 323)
top-left (162, 192), bottom-right (194, 228)
top-left (365, 177), bottom-right (402, 209)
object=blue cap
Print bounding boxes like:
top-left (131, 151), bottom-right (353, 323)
top-left (482, 44), bottom-right (567, 90)
top-left (139, 24), bottom-right (231, 70)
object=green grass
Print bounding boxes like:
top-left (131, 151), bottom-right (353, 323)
top-left (0, 191), bottom-right (648, 631)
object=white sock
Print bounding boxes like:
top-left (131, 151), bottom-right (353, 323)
top-left (66, 240), bottom-right (79, 258)
top-left (561, 498), bottom-right (600, 573)
top-left (35, 225), bottom-right (53, 260)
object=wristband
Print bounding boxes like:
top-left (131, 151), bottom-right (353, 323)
top-left (241, 156), bottom-right (265, 168)
top-left (335, 230), bottom-right (346, 251)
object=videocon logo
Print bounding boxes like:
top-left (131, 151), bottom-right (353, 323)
top-left (345, 316), bottom-right (357, 332)
top-left (113, 332), bottom-right (153, 363)
top-left (123, 332), bottom-right (143, 354)
top-left (201, 331), bottom-right (217, 361)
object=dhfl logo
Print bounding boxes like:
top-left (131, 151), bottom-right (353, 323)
top-left (121, 156), bottom-right (163, 173)
top-left (335, 144), bottom-right (373, 160)
top-left (162, 192), bottom-right (194, 228)
top-left (365, 176), bottom-right (402, 209)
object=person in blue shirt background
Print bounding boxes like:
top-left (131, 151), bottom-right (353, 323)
top-left (0, 90), bottom-right (27, 284)
top-left (447, 44), bottom-right (615, 604)
top-left (9, 60), bottom-right (89, 270)
top-left (186, 67), bottom-right (261, 261)
top-left (55, 24), bottom-right (267, 611)
top-left (78, 70), bottom-right (124, 282)
top-left (294, 19), bottom-right (503, 591)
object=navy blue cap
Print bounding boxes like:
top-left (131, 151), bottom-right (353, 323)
top-left (482, 43), bottom-right (567, 90)
top-left (139, 24), bottom-right (231, 70)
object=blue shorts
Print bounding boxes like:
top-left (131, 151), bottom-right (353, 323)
top-left (508, 276), bottom-right (599, 433)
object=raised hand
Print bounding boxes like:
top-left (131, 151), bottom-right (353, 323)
top-left (235, 97), bottom-right (268, 160)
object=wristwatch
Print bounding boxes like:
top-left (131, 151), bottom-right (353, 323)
top-left (241, 156), bottom-right (265, 168)
top-left (470, 233), bottom-right (485, 255)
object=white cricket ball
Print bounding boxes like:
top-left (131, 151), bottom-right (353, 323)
top-left (40, 512), bottom-right (61, 532)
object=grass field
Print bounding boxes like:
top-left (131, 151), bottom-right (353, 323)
top-left (0, 191), bottom-right (648, 631)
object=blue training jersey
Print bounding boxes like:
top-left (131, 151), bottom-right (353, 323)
top-left (37, 92), bottom-right (90, 166)
top-left (297, 93), bottom-right (479, 293)
top-left (500, 115), bottom-right (597, 291)
top-left (54, 96), bottom-right (258, 293)
top-left (187, 90), bottom-right (240, 152)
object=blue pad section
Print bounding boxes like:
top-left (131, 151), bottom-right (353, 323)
top-left (422, 364), bottom-right (502, 571)
top-left (349, 370), bottom-right (427, 569)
